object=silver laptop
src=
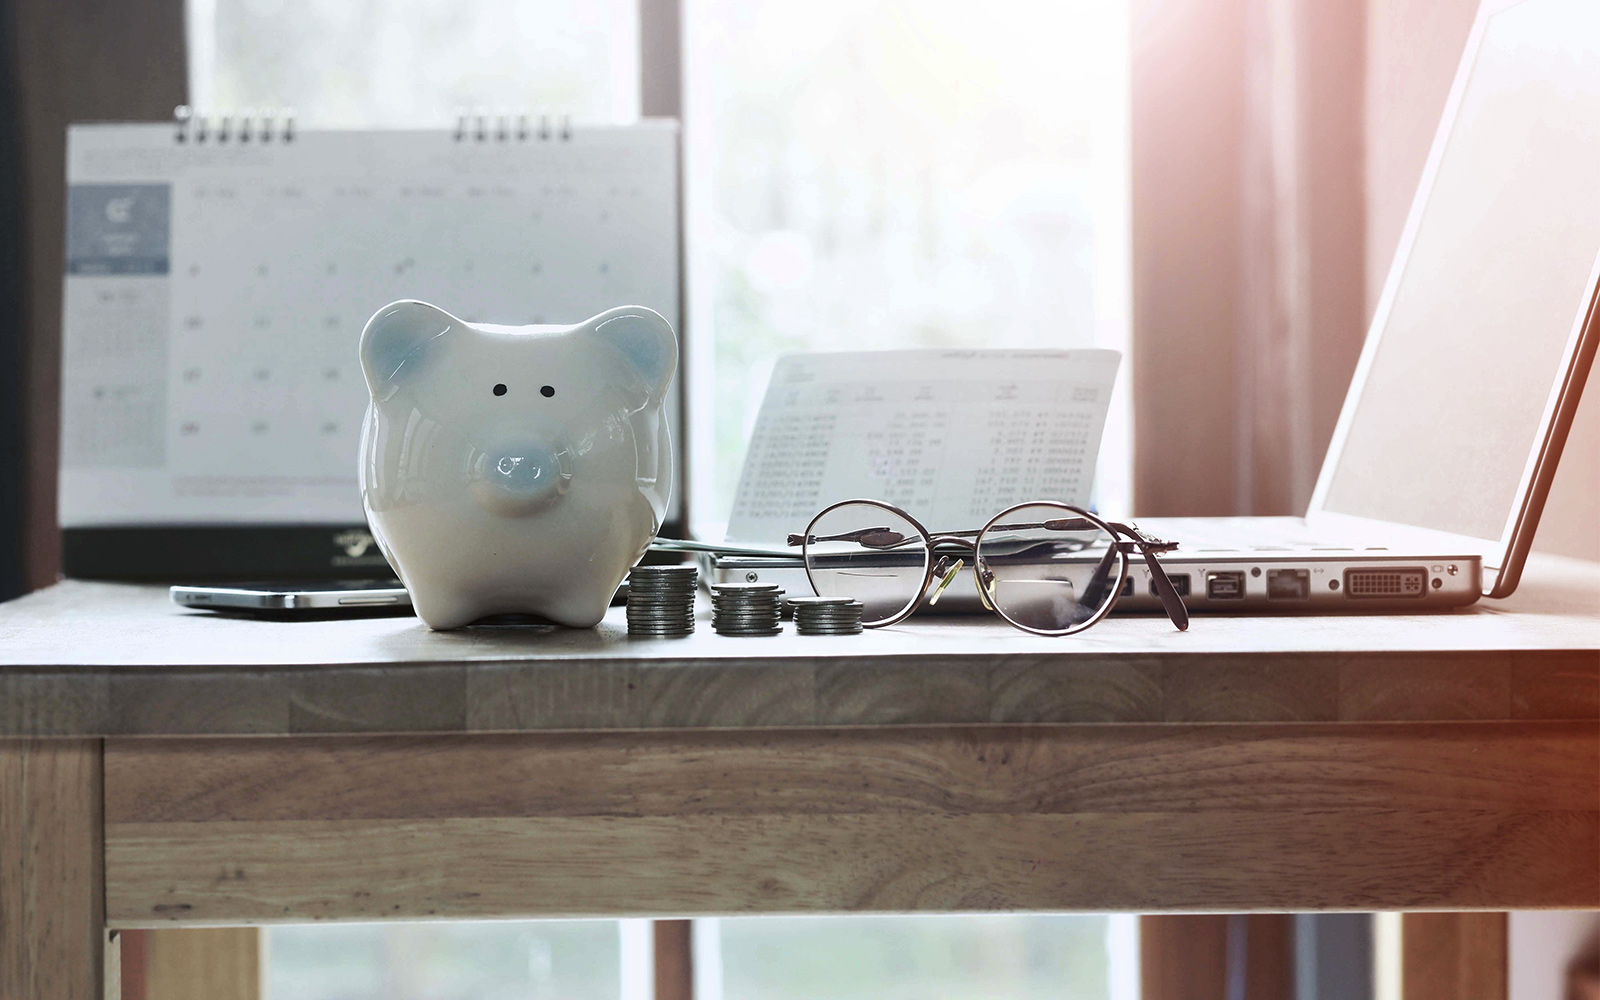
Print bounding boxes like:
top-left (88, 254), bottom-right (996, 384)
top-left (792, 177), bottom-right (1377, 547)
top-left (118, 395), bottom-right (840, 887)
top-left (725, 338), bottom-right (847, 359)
top-left (713, 0), bottom-right (1599, 614)
top-left (1132, 0), bottom-right (1600, 611)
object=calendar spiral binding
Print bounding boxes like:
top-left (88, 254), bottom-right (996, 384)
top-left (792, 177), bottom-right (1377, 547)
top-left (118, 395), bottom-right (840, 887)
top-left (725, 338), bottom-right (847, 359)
top-left (452, 109), bottom-right (573, 143)
top-left (173, 105), bottom-right (296, 144)
top-left (171, 105), bottom-right (574, 144)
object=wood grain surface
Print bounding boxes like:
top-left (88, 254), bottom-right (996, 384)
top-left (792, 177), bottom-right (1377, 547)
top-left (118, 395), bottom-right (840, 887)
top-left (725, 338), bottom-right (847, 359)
top-left (102, 723), bottom-right (1599, 924)
top-left (0, 739), bottom-right (105, 999)
top-left (1, 553), bottom-right (1596, 737)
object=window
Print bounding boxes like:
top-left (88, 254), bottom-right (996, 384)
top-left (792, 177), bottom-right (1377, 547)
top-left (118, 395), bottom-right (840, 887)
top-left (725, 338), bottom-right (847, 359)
top-left (268, 919), bottom-right (627, 1000)
top-left (697, 915), bottom-right (1139, 1000)
top-left (684, 0), bottom-right (1132, 534)
top-left (188, 0), bottom-right (639, 126)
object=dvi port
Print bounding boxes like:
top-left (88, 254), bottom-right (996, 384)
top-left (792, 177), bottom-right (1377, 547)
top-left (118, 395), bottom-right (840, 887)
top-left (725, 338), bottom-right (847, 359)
top-left (1343, 567), bottom-right (1427, 598)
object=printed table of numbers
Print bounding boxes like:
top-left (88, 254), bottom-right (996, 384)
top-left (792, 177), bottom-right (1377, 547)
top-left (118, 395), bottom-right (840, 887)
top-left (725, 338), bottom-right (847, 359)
top-left (726, 349), bottom-right (1120, 543)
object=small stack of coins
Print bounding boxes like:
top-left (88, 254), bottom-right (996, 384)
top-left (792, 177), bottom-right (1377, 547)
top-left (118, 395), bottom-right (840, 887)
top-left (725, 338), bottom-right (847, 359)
top-left (787, 595), bottom-right (866, 635)
top-left (710, 582), bottom-right (784, 636)
top-left (625, 564), bottom-right (699, 637)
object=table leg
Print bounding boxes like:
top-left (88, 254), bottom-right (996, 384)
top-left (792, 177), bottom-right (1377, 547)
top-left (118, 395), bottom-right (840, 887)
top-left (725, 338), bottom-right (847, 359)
top-left (1401, 913), bottom-right (1508, 1000)
top-left (0, 738), bottom-right (106, 1000)
top-left (121, 928), bottom-right (262, 1000)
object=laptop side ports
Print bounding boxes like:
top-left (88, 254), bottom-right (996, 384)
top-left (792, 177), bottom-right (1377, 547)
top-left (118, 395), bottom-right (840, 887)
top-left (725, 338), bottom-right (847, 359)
top-left (1150, 573), bottom-right (1191, 597)
top-left (1344, 567), bottom-right (1427, 598)
top-left (1205, 571), bottom-right (1246, 600)
top-left (1266, 568), bottom-right (1310, 600)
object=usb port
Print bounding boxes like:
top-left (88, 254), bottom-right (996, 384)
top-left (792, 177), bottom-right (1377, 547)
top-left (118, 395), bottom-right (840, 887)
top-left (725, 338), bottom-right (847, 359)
top-left (1151, 573), bottom-right (1191, 597)
top-left (1206, 571), bottom-right (1246, 600)
top-left (1266, 568), bottom-right (1310, 600)
top-left (1120, 577), bottom-right (1135, 598)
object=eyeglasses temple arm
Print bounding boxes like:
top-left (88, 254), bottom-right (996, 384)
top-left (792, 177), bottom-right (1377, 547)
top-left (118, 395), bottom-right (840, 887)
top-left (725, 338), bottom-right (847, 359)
top-left (1079, 547), bottom-right (1120, 609)
top-left (1138, 544), bottom-right (1189, 631)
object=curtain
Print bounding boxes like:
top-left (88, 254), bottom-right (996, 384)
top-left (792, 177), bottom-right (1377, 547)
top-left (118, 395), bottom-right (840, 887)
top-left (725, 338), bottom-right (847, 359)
top-left (1130, 0), bottom-right (1367, 518)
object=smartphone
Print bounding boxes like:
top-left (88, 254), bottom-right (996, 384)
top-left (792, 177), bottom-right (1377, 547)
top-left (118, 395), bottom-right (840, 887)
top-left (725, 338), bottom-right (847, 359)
top-left (170, 579), bottom-right (411, 613)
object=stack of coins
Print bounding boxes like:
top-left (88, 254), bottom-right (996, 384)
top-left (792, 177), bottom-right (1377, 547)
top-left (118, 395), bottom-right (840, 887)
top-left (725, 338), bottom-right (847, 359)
top-left (625, 564), bottom-right (699, 637)
top-left (788, 595), bottom-right (866, 635)
top-left (710, 582), bottom-right (784, 636)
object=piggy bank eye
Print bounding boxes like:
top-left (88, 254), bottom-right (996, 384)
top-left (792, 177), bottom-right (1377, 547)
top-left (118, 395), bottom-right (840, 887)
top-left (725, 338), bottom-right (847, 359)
top-left (493, 383), bottom-right (507, 396)
top-left (540, 385), bottom-right (555, 398)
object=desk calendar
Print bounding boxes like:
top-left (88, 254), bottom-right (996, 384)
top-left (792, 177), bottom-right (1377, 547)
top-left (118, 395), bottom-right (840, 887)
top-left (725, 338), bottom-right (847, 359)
top-left (725, 349), bottom-right (1120, 543)
top-left (59, 120), bottom-right (680, 533)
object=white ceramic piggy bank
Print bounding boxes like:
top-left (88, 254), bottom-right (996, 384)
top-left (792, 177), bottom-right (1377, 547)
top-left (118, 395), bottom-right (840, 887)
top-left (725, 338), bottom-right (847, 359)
top-left (358, 300), bottom-right (676, 630)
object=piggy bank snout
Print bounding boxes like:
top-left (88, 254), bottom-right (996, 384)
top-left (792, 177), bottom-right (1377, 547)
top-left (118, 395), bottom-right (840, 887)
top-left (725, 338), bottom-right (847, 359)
top-left (469, 442), bottom-right (572, 516)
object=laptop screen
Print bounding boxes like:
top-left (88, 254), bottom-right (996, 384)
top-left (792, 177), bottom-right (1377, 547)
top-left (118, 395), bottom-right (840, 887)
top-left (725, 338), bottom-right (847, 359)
top-left (1320, 0), bottom-right (1600, 544)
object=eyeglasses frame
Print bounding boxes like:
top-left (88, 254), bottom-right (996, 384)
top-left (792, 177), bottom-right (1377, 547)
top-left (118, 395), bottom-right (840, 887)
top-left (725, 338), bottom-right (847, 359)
top-left (788, 497), bottom-right (1191, 636)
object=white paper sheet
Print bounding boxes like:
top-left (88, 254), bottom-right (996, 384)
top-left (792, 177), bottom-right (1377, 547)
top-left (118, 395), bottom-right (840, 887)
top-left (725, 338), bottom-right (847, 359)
top-left (59, 122), bottom-right (680, 526)
top-left (725, 349), bottom-right (1121, 543)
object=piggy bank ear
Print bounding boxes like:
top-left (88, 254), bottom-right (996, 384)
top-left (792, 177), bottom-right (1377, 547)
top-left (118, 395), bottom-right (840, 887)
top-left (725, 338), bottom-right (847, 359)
top-left (591, 308), bottom-right (678, 403)
top-left (360, 300), bottom-right (458, 397)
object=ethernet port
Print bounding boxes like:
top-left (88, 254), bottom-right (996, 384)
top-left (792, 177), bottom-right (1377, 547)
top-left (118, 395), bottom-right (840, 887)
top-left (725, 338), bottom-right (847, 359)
top-left (1266, 568), bottom-right (1310, 600)
top-left (1206, 571), bottom-right (1246, 600)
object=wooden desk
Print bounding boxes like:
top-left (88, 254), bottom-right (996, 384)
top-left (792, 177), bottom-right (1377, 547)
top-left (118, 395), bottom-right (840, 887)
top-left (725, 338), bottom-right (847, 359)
top-left (3, 555), bottom-right (1597, 998)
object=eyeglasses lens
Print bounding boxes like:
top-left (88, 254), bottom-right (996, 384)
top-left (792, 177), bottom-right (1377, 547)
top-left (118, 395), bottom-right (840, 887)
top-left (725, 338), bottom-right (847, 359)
top-left (975, 503), bottom-right (1124, 634)
top-left (802, 502), bottom-right (930, 626)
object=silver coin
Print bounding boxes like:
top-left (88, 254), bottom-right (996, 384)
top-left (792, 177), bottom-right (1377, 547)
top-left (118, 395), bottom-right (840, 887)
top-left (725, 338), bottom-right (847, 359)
top-left (631, 565), bottom-right (698, 576)
top-left (787, 596), bottom-right (856, 606)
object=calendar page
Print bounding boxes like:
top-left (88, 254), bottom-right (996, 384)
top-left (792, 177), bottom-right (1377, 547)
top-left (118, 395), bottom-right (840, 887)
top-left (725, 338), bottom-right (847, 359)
top-left (59, 121), bottom-right (680, 527)
top-left (725, 349), bottom-right (1121, 543)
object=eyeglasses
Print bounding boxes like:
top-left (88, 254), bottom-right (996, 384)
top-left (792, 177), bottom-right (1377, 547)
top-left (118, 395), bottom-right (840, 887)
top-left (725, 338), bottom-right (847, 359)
top-left (786, 499), bottom-right (1190, 636)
